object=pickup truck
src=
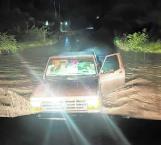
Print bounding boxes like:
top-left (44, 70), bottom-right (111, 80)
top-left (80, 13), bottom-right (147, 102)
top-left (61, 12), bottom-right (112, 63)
top-left (30, 51), bottom-right (125, 117)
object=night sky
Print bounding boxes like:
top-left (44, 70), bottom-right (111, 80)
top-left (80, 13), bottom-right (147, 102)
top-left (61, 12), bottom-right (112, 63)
top-left (0, 0), bottom-right (160, 18)
top-left (0, 0), bottom-right (161, 37)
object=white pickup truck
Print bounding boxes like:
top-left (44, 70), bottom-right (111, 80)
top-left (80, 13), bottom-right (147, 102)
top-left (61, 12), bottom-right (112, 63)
top-left (30, 51), bottom-right (125, 117)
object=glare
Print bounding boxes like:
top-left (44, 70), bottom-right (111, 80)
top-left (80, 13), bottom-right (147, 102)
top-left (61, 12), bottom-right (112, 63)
top-left (65, 21), bottom-right (68, 26)
top-left (87, 99), bottom-right (98, 106)
top-left (63, 113), bottom-right (91, 145)
top-left (100, 114), bottom-right (131, 145)
top-left (45, 20), bottom-right (49, 26)
top-left (96, 16), bottom-right (100, 19)
top-left (86, 27), bottom-right (94, 30)
top-left (64, 36), bottom-right (71, 49)
top-left (42, 120), bottom-right (54, 145)
top-left (63, 113), bottom-right (130, 145)
top-left (30, 100), bottom-right (41, 107)
top-left (30, 97), bottom-right (63, 102)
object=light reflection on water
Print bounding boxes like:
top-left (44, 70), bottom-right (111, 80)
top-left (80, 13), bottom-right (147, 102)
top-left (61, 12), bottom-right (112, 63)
top-left (0, 45), bottom-right (161, 96)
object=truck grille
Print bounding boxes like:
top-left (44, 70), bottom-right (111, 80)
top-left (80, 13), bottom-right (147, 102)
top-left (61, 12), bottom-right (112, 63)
top-left (41, 99), bottom-right (88, 112)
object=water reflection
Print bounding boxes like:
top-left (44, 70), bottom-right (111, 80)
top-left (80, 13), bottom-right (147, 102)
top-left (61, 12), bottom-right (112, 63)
top-left (0, 44), bottom-right (161, 96)
top-left (122, 51), bottom-right (161, 88)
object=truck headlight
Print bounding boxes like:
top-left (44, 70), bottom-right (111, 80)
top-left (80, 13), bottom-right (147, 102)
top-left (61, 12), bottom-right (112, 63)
top-left (87, 97), bottom-right (101, 109)
top-left (30, 98), bottom-right (41, 107)
top-left (30, 101), bottom-right (41, 107)
top-left (30, 98), bottom-right (43, 113)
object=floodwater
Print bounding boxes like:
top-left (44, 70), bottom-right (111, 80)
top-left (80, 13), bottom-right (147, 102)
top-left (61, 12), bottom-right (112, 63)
top-left (0, 40), bottom-right (161, 96)
top-left (122, 51), bottom-right (161, 88)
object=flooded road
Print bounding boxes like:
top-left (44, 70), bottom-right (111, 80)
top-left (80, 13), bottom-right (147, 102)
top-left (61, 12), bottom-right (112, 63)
top-left (122, 51), bottom-right (161, 88)
top-left (0, 41), bottom-right (161, 96)
top-left (0, 45), bottom-right (58, 95)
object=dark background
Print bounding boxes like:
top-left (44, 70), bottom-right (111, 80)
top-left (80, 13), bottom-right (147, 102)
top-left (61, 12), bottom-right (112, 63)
top-left (1, 0), bottom-right (161, 38)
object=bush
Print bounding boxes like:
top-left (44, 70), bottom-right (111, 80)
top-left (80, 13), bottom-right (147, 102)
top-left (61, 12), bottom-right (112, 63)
top-left (114, 31), bottom-right (149, 52)
top-left (0, 33), bottom-right (18, 54)
top-left (126, 31), bottom-right (148, 51)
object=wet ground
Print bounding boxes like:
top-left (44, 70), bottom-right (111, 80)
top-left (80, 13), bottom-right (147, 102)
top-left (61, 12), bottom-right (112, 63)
top-left (0, 114), bottom-right (161, 145)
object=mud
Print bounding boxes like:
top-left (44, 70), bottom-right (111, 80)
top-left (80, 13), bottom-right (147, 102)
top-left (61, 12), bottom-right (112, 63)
top-left (0, 88), bottom-right (31, 117)
top-left (103, 78), bottom-right (161, 120)
top-left (0, 78), bottom-right (160, 120)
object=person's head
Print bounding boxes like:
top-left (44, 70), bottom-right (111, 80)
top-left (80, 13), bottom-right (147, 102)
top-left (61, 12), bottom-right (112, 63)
top-left (51, 59), bottom-right (60, 67)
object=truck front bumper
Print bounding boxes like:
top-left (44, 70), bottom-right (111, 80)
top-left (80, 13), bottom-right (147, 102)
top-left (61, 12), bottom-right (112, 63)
top-left (30, 96), bottom-right (102, 114)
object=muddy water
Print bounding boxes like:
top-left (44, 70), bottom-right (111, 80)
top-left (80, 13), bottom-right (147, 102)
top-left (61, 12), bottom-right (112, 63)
top-left (0, 44), bottom-right (161, 96)
top-left (0, 42), bottom-right (75, 95)
top-left (121, 51), bottom-right (161, 88)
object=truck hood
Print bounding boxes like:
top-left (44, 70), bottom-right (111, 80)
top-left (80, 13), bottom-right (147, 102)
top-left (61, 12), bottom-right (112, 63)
top-left (43, 75), bottom-right (99, 97)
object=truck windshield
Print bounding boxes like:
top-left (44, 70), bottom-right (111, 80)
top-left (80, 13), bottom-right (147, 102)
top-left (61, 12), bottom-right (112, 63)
top-left (46, 57), bottom-right (97, 76)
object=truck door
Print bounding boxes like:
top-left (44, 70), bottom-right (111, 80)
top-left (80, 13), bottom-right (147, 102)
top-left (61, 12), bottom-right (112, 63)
top-left (99, 53), bottom-right (125, 97)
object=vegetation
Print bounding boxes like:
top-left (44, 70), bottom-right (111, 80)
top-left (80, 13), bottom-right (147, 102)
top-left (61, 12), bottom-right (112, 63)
top-left (114, 31), bottom-right (161, 53)
top-left (19, 25), bottom-right (48, 42)
top-left (17, 26), bottom-right (57, 49)
top-left (0, 33), bottom-right (18, 54)
top-left (0, 26), bottom-right (58, 54)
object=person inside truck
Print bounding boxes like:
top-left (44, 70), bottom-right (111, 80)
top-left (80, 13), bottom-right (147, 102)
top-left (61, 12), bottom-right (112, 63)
top-left (66, 59), bottom-right (78, 74)
top-left (46, 59), bottom-right (62, 75)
